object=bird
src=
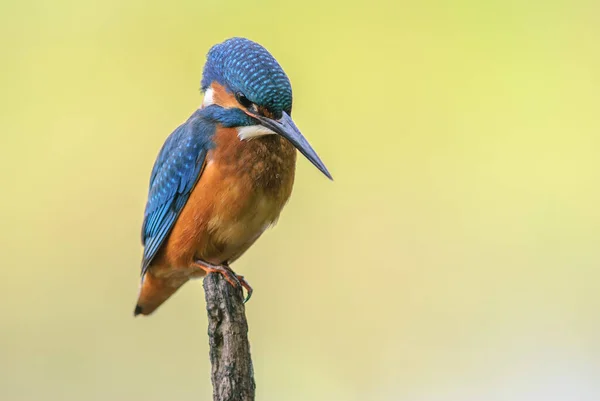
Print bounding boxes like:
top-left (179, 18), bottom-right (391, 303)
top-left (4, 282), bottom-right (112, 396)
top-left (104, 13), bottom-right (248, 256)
top-left (134, 37), bottom-right (332, 316)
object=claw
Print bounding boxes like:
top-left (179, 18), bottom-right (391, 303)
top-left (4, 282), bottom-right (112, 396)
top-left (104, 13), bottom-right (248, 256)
top-left (194, 260), bottom-right (253, 302)
top-left (236, 275), bottom-right (253, 303)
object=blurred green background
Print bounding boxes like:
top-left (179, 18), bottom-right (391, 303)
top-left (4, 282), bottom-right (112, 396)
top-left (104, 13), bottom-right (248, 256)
top-left (1, 0), bottom-right (599, 400)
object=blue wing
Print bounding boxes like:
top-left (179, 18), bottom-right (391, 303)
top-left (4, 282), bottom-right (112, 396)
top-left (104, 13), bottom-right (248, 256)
top-left (141, 110), bottom-right (216, 274)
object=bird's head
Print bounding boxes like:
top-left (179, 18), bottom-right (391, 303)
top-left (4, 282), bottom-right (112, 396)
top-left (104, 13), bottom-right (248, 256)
top-left (200, 37), bottom-right (331, 180)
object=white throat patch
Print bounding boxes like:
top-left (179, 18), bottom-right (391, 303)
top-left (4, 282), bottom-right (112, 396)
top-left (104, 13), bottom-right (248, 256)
top-left (237, 125), bottom-right (276, 141)
top-left (201, 88), bottom-right (214, 107)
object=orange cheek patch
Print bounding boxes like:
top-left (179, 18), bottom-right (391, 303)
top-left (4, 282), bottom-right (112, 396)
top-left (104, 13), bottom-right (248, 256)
top-left (211, 82), bottom-right (240, 109)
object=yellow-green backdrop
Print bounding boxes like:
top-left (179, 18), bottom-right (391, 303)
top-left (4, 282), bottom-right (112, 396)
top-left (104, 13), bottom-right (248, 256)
top-left (1, 0), bottom-right (599, 400)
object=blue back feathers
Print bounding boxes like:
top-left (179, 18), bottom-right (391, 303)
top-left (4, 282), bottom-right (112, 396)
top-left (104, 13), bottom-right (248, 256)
top-left (201, 37), bottom-right (293, 116)
top-left (141, 109), bottom-right (215, 274)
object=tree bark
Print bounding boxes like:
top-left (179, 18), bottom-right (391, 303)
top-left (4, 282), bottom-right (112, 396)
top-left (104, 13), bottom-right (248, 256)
top-left (203, 273), bottom-right (256, 401)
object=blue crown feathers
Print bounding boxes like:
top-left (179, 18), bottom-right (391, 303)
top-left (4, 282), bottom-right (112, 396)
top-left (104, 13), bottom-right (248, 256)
top-left (201, 37), bottom-right (293, 115)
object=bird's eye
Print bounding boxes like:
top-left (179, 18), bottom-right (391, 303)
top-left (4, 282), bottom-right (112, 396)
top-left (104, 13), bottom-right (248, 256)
top-left (236, 92), bottom-right (253, 108)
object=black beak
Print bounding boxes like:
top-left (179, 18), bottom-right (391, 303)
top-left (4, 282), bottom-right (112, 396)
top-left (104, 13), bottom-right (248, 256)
top-left (255, 111), bottom-right (333, 180)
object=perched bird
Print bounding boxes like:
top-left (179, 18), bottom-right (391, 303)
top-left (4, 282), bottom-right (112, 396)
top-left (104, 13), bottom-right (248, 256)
top-left (134, 37), bottom-right (332, 316)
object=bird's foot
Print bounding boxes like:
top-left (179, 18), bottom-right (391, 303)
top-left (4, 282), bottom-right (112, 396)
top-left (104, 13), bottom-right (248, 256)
top-left (194, 260), bottom-right (253, 303)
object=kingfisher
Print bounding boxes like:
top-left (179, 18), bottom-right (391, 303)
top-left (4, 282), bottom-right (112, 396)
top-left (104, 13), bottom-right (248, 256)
top-left (134, 37), bottom-right (332, 316)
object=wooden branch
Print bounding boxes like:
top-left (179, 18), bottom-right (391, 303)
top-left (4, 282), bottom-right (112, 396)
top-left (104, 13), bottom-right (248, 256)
top-left (203, 273), bottom-right (256, 401)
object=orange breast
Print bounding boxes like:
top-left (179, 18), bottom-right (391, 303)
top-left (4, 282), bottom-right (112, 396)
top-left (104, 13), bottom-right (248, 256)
top-left (156, 126), bottom-right (297, 269)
